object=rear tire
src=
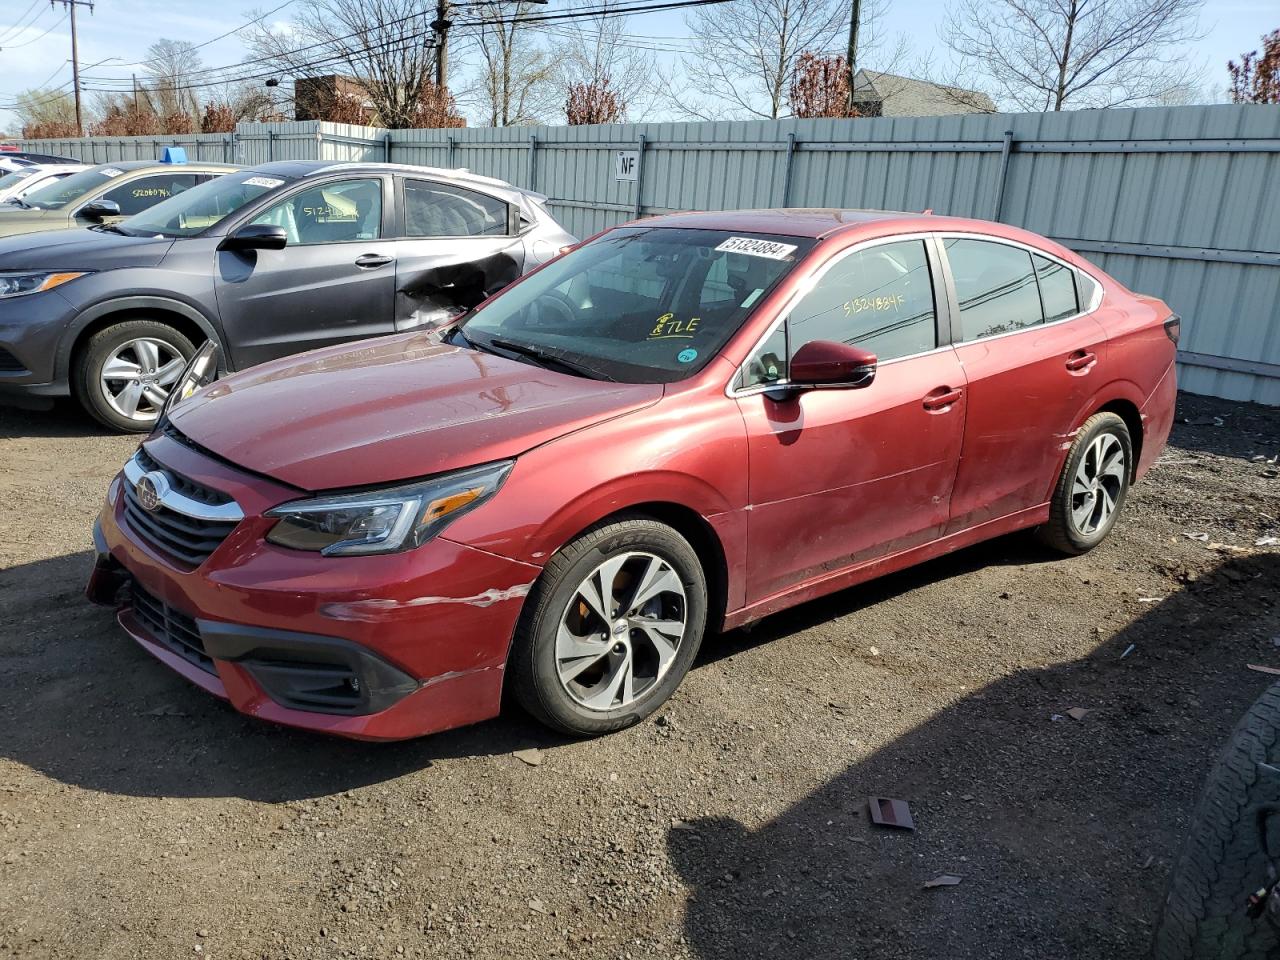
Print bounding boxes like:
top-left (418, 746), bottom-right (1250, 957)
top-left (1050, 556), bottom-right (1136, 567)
top-left (75, 320), bottom-right (196, 433)
top-left (1152, 683), bottom-right (1280, 959)
top-left (1038, 412), bottom-right (1132, 555)
top-left (509, 517), bottom-right (707, 736)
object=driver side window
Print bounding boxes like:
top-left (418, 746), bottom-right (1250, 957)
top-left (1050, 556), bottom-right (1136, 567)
top-left (250, 178), bottom-right (382, 246)
top-left (742, 239), bottom-right (938, 388)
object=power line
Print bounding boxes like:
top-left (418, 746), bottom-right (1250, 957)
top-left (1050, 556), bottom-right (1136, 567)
top-left (0, 0), bottom-right (46, 46)
top-left (0, 12), bottom-right (67, 50)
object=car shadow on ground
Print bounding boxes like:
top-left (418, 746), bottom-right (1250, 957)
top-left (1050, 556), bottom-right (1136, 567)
top-left (1, 534), bottom-right (1068, 806)
top-left (0, 401), bottom-right (117, 440)
top-left (666, 552), bottom-right (1280, 960)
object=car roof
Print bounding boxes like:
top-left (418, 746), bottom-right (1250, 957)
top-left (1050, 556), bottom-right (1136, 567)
top-left (246, 159), bottom-right (538, 196)
top-left (636, 208), bottom-right (1034, 241)
top-left (85, 160), bottom-right (241, 173)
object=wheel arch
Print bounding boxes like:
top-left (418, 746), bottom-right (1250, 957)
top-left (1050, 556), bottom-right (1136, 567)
top-left (62, 297), bottom-right (223, 387)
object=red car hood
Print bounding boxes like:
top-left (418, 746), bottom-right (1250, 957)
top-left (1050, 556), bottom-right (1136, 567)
top-left (168, 333), bottom-right (662, 490)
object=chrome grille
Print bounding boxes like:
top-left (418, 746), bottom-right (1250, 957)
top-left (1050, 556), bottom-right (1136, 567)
top-left (121, 447), bottom-right (242, 568)
top-left (128, 581), bottom-right (214, 674)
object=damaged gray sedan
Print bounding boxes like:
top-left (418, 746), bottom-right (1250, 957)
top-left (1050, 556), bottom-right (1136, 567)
top-left (0, 160), bottom-right (576, 431)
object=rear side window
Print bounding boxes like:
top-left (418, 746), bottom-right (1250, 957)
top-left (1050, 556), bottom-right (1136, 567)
top-left (404, 180), bottom-right (509, 237)
top-left (251, 178), bottom-right (383, 245)
top-left (1034, 254), bottom-right (1079, 321)
top-left (946, 238), bottom-right (1043, 341)
top-left (100, 173), bottom-right (201, 216)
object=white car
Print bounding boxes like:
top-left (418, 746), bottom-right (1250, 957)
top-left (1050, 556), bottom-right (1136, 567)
top-left (0, 163), bottom-right (91, 204)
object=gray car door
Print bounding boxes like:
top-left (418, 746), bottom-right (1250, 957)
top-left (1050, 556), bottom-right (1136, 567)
top-left (391, 177), bottom-right (527, 331)
top-left (213, 175), bottom-right (397, 370)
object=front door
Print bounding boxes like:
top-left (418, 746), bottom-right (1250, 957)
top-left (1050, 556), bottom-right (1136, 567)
top-left (939, 236), bottom-right (1109, 532)
top-left (735, 237), bottom-right (967, 604)
top-left (214, 176), bottom-right (397, 370)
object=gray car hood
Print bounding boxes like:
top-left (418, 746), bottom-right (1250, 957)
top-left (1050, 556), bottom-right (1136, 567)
top-left (0, 227), bottom-right (174, 270)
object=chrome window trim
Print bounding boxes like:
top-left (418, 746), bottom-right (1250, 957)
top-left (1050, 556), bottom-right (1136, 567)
top-left (725, 230), bottom-right (943, 399)
top-left (933, 231), bottom-right (1103, 346)
top-left (123, 453), bottom-right (244, 523)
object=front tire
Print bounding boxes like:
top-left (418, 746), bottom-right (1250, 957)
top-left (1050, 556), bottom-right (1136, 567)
top-left (1038, 412), bottom-right (1132, 555)
top-left (509, 517), bottom-right (708, 736)
top-left (75, 320), bottom-right (196, 433)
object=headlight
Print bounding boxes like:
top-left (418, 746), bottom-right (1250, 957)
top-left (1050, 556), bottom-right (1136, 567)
top-left (0, 271), bottom-right (88, 299)
top-left (265, 461), bottom-right (514, 556)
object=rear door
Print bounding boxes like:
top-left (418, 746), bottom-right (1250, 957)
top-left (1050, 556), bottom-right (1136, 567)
top-left (213, 175), bottom-right (398, 369)
top-left (940, 235), bottom-right (1108, 532)
top-left (392, 177), bottom-right (526, 330)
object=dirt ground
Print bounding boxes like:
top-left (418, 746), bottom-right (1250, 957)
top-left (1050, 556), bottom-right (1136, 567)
top-left (1, 391), bottom-right (1279, 960)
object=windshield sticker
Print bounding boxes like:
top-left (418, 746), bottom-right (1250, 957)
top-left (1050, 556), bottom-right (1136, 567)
top-left (740, 288), bottom-right (764, 309)
top-left (715, 236), bottom-right (798, 260)
top-left (243, 176), bottom-right (285, 189)
top-left (100, 167), bottom-right (124, 177)
top-left (677, 348), bottom-right (698, 363)
top-left (648, 312), bottom-right (700, 340)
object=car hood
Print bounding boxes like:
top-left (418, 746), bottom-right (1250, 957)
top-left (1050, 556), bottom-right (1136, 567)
top-left (169, 332), bottom-right (664, 491)
top-left (0, 207), bottom-right (70, 237)
top-left (0, 225), bottom-right (174, 267)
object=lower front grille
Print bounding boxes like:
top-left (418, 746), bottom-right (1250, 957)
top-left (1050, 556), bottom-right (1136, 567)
top-left (128, 581), bottom-right (214, 674)
top-left (0, 348), bottom-right (26, 373)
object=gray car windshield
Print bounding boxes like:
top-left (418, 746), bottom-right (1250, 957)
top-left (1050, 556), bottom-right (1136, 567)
top-left (22, 166), bottom-right (123, 209)
top-left (120, 172), bottom-right (295, 238)
top-left (457, 227), bottom-right (813, 383)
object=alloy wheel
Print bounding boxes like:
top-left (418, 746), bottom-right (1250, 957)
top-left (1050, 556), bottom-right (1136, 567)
top-left (1070, 432), bottom-right (1125, 536)
top-left (99, 337), bottom-right (186, 423)
top-left (555, 551), bottom-right (687, 711)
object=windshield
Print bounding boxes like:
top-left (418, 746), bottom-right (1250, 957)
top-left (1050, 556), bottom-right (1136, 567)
top-left (121, 172), bottom-right (295, 238)
top-left (458, 227), bottom-right (813, 383)
top-left (22, 165), bottom-right (126, 209)
top-left (0, 170), bottom-right (35, 192)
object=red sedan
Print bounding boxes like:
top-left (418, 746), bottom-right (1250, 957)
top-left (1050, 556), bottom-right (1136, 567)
top-left (87, 209), bottom-right (1178, 740)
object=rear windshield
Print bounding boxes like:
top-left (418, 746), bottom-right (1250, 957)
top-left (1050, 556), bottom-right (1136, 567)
top-left (22, 166), bottom-right (127, 209)
top-left (458, 227), bottom-right (813, 383)
top-left (120, 172), bottom-right (295, 238)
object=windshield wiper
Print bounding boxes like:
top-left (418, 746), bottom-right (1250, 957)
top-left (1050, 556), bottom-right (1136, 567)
top-left (5, 197), bottom-right (31, 209)
top-left (486, 336), bottom-right (617, 382)
top-left (91, 223), bottom-right (132, 236)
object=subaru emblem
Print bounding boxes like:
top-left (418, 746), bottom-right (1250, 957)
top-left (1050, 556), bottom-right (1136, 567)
top-left (135, 471), bottom-right (170, 512)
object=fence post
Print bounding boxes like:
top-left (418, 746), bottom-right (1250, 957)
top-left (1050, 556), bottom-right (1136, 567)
top-left (527, 133), bottom-right (538, 190)
top-left (267, 129), bottom-right (274, 162)
top-left (780, 132), bottom-right (797, 206)
top-left (992, 129), bottom-right (1014, 221)
top-left (634, 133), bottom-right (647, 218)
top-left (383, 133), bottom-right (392, 162)
top-left (447, 134), bottom-right (455, 168)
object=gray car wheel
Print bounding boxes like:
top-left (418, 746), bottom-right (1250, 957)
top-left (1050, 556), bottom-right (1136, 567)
top-left (76, 319), bottom-right (196, 433)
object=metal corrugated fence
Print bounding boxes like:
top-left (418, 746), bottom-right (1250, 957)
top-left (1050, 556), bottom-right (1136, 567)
top-left (19, 106), bottom-right (1280, 404)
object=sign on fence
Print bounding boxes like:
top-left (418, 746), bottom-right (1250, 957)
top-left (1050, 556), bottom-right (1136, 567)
top-left (614, 150), bottom-right (639, 181)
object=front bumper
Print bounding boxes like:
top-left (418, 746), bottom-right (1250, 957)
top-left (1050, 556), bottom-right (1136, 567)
top-left (0, 288), bottom-right (79, 403)
top-left (89, 432), bottom-right (541, 741)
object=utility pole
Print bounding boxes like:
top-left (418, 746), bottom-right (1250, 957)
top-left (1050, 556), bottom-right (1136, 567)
top-left (843, 0), bottom-right (861, 115)
top-left (52, 0), bottom-right (94, 136)
top-left (432, 0), bottom-right (450, 92)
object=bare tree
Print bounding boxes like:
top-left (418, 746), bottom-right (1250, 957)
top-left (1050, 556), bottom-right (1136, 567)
top-left (789, 52), bottom-right (858, 117)
top-left (143, 39), bottom-right (205, 119)
top-left (13, 88), bottom-right (80, 139)
top-left (941, 0), bottom-right (1205, 111)
top-left (553, 2), bottom-right (658, 121)
top-left (243, 0), bottom-right (438, 128)
top-left (566, 81), bottom-right (623, 123)
top-left (468, 1), bottom-right (559, 126)
top-left (671, 0), bottom-right (899, 120)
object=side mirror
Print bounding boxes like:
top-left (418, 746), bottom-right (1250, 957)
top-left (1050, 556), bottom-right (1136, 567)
top-left (220, 224), bottom-right (288, 251)
top-left (78, 199), bottom-right (121, 222)
top-left (788, 340), bottom-right (877, 390)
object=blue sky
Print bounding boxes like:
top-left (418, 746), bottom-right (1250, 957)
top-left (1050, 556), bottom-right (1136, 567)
top-left (1, 0), bottom-right (1275, 132)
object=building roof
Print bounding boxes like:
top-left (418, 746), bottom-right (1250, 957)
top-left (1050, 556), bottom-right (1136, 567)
top-left (853, 70), bottom-right (995, 117)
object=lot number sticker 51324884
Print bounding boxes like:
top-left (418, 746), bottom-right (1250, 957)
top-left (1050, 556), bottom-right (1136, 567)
top-left (714, 236), bottom-right (798, 260)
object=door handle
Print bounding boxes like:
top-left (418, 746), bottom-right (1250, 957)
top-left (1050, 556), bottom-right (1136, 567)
top-left (1065, 350), bottom-right (1097, 372)
top-left (354, 253), bottom-right (394, 269)
top-left (922, 386), bottom-right (963, 411)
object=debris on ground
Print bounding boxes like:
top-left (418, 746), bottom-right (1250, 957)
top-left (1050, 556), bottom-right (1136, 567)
top-left (868, 797), bottom-right (915, 830)
top-left (924, 875), bottom-right (963, 889)
top-left (1066, 708), bottom-right (1090, 721)
top-left (512, 748), bottom-right (543, 767)
top-left (1247, 665), bottom-right (1280, 676)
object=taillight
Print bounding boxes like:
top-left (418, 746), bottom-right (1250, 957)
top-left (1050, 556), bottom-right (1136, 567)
top-left (1164, 315), bottom-right (1181, 345)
